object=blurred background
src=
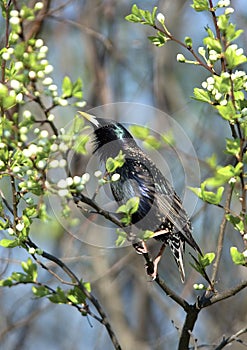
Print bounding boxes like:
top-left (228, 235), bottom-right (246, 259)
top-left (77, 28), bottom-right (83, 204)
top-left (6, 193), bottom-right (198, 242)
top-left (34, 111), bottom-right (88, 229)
top-left (1, 0), bottom-right (247, 349)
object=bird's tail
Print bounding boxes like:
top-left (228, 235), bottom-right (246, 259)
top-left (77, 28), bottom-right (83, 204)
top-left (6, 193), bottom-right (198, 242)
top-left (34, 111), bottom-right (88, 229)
top-left (168, 233), bottom-right (185, 283)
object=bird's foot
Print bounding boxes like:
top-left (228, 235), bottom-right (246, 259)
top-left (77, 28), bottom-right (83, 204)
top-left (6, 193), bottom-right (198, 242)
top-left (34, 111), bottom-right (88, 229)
top-left (145, 259), bottom-right (159, 280)
top-left (132, 240), bottom-right (148, 254)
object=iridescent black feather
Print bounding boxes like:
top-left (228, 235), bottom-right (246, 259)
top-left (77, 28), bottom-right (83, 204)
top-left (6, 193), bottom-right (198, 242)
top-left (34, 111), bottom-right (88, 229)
top-left (88, 116), bottom-right (202, 282)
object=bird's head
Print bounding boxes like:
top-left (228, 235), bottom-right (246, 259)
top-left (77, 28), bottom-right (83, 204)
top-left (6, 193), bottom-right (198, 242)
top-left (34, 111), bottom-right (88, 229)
top-left (79, 111), bottom-right (135, 158)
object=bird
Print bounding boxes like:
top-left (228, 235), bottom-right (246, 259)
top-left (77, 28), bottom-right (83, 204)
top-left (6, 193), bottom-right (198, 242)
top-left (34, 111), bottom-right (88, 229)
top-left (80, 112), bottom-right (203, 282)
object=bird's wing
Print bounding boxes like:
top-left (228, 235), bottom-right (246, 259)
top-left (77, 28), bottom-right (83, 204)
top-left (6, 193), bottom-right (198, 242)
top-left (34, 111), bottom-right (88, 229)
top-left (155, 189), bottom-right (202, 253)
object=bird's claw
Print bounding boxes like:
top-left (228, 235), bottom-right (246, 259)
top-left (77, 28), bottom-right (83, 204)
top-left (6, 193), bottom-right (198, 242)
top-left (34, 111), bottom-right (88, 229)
top-left (145, 261), bottom-right (158, 280)
top-left (132, 241), bottom-right (148, 254)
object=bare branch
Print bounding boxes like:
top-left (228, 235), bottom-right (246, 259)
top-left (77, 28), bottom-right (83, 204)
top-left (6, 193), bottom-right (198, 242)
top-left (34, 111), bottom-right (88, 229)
top-left (215, 327), bottom-right (247, 350)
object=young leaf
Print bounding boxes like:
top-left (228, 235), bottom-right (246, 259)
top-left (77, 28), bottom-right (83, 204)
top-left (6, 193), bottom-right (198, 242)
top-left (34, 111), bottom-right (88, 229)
top-left (191, 0), bottom-right (209, 12)
top-left (193, 88), bottom-right (212, 103)
top-left (0, 238), bottom-right (19, 248)
top-left (115, 229), bottom-right (127, 246)
top-left (62, 76), bottom-right (73, 98)
top-left (32, 285), bottom-right (51, 298)
top-left (126, 196), bottom-right (140, 215)
top-left (230, 247), bottom-right (247, 266)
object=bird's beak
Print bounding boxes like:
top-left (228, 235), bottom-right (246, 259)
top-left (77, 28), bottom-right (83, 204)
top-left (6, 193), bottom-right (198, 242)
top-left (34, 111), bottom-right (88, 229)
top-left (78, 111), bottom-right (100, 128)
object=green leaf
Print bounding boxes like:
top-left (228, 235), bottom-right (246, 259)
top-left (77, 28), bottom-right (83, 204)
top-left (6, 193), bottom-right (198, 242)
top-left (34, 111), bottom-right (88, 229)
top-left (206, 153), bottom-right (217, 169)
top-left (190, 252), bottom-right (215, 275)
top-left (67, 286), bottom-right (86, 304)
top-left (161, 130), bottom-right (175, 146)
top-left (72, 78), bottom-right (83, 99)
top-left (193, 88), bottom-right (212, 103)
top-left (73, 134), bottom-right (90, 155)
top-left (148, 31), bottom-right (169, 47)
top-left (32, 285), bottom-right (51, 298)
top-left (0, 278), bottom-right (13, 287)
top-left (126, 196), bottom-right (140, 215)
top-left (106, 150), bottom-right (125, 173)
top-left (203, 37), bottom-right (222, 52)
top-left (191, 0), bottom-right (209, 11)
top-left (216, 101), bottom-right (237, 120)
top-left (49, 287), bottom-right (68, 304)
top-left (184, 36), bottom-right (193, 48)
top-left (0, 238), bottom-right (19, 248)
top-left (225, 45), bottom-right (247, 69)
top-left (115, 229), bottom-right (127, 246)
top-left (230, 247), bottom-right (247, 266)
top-left (143, 135), bottom-right (161, 149)
top-left (189, 182), bottom-right (224, 204)
top-left (199, 252), bottom-right (215, 268)
top-left (125, 5), bottom-right (157, 25)
top-left (226, 214), bottom-right (245, 234)
top-left (62, 76), bottom-right (73, 98)
top-left (142, 230), bottom-right (154, 240)
top-left (21, 258), bottom-right (38, 281)
top-left (129, 125), bottom-right (149, 140)
top-left (225, 138), bottom-right (240, 157)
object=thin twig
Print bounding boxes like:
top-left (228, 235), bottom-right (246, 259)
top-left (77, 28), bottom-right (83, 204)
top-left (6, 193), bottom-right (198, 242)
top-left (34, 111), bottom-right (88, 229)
top-left (26, 238), bottom-right (122, 350)
top-left (202, 280), bottom-right (247, 307)
top-left (215, 327), bottom-right (247, 350)
top-left (211, 186), bottom-right (233, 286)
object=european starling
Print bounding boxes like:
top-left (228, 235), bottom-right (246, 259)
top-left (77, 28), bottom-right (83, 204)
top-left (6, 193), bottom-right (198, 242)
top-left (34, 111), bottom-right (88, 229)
top-left (82, 112), bottom-right (202, 282)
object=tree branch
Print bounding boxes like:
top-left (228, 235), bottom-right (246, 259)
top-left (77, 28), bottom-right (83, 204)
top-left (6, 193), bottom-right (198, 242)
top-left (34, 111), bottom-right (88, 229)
top-left (26, 237), bottom-right (122, 350)
top-left (202, 280), bottom-right (247, 307)
top-left (215, 327), bottom-right (247, 350)
top-left (211, 186), bottom-right (233, 286)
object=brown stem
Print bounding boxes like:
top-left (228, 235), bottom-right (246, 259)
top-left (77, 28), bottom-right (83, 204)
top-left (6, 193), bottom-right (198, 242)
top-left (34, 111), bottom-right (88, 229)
top-left (211, 186), bottom-right (233, 286)
top-left (26, 238), bottom-right (122, 350)
top-left (152, 24), bottom-right (217, 76)
top-left (208, 0), bottom-right (226, 72)
top-left (178, 305), bottom-right (200, 350)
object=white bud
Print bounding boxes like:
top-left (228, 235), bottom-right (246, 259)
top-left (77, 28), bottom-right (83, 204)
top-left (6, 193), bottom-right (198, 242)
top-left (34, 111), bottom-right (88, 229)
top-left (16, 222), bottom-right (24, 231)
top-left (177, 54), bottom-right (186, 62)
top-left (50, 143), bottom-right (58, 152)
top-left (48, 113), bottom-right (55, 121)
top-left (40, 130), bottom-right (49, 138)
top-left (23, 110), bottom-right (32, 119)
top-left (73, 176), bottom-right (82, 185)
top-left (66, 177), bottom-right (73, 186)
top-left (37, 160), bottom-right (46, 169)
top-left (242, 249), bottom-right (247, 257)
top-left (225, 7), bottom-right (234, 15)
top-left (82, 173), bottom-right (90, 183)
top-left (7, 228), bottom-right (14, 235)
top-left (15, 61), bottom-right (24, 70)
top-left (40, 46), bottom-right (48, 53)
top-left (35, 39), bottom-right (44, 48)
top-left (34, 2), bottom-right (44, 10)
top-left (9, 16), bottom-right (20, 25)
top-left (156, 12), bottom-right (165, 24)
top-left (94, 170), bottom-right (102, 178)
top-left (111, 173), bottom-right (120, 182)
top-left (10, 79), bottom-right (21, 90)
top-left (10, 10), bottom-right (19, 17)
top-left (29, 71), bottom-right (36, 79)
top-left (16, 93), bottom-right (23, 102)
top-left (28, 247), bottom-right (36, 254)
top-left (2, 52), bottom-right (10, 60)
top-left (42, 77), bottom-right (53, 86)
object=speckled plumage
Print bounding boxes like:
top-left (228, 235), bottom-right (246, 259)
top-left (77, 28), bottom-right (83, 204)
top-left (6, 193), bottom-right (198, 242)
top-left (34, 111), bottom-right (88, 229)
top-left (89, 116), bottom-right (202, 281)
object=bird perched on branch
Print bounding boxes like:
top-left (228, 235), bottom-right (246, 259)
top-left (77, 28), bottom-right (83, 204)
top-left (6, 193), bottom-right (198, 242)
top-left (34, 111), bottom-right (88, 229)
top-left (80, 112), bottom-right (203, 282)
